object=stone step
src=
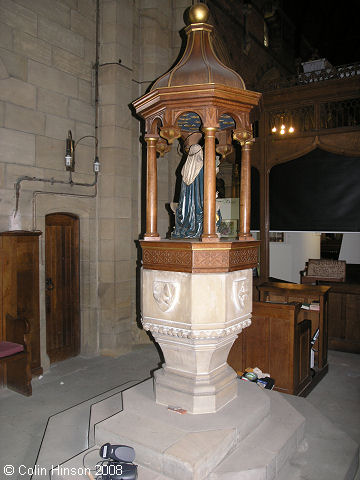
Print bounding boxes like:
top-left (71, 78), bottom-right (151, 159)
top-left (209, 389), bottom-right (305, 479)
top-left (209, 394), bottom-right (359, 480)
top-left (88, 381), bottom-right (139, 446)
top-left (50, 384), bottom-right (303, 480)
top-left (276, 395), bottom-right (359, 480)
top-left (94, 378), bottom-right (271, 480)
top-left (49, 380), bottom-right (359, 480)
top-left (49, 448), bottom-right (168, 479)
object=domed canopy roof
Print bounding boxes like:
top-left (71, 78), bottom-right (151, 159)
top-left (151, 4), bottom-right (246, 92)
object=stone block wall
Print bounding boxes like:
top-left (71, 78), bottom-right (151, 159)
top-left (0, 0), bottom-right (190, 368)
top-left (98, 0), bottom-right (134, 355)
top-left (0, 0), bottom-right (99, 370)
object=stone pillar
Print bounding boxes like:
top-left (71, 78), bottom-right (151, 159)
top-left (98, 0), bottom-right (135, 355)
top-left (202, 127), bottom-right (218, 242)
top-left (144, 135), bottom-right (160, 240)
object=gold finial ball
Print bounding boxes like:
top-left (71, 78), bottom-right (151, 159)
top-left (189, 3), bottom-right (209, 24)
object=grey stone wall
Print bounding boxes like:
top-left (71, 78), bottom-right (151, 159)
top-left (0, 0), bottom-right (189, 368)
top-left (0, 0), bottom-right (99, 370)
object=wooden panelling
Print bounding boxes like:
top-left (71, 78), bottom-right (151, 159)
top-left (327, 283), bottom-right (360, 353)
top-left (1, 314), bottom-right (32, 395)
top-left (0, 231), bottom-right (42, 377)
top-left (140, 239), bottom-right (259, 273)
top-left (258, 282), bottom-right (330, 373)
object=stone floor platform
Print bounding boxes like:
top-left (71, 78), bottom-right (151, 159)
top-left (51, 376), bottom-right (359, 480)
top-left (94, 378), bottom-right (274, 480)
top-left (2, 348), bottom-right (359, 480)
top-left (52, 378), bottom-right (310, 480)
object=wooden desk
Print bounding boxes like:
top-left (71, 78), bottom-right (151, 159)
top-left (257, 282), bottom-right (331, 377)
top-left (299, 264), bottom-right (360, 353)
top-left (228, 301), bottom-right (311, 395)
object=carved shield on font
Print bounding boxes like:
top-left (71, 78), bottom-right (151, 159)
top-left (153, 281), bottom-right (179, 312)
top-left (232, 278), bottom-right (249, 312)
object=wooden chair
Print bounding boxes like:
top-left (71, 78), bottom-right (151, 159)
top-left (300, 259), bottom-right (346, 284)
top-left (0, 314), bottom-right (32, 396)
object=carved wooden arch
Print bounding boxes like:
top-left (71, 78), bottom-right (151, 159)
top-left (267, 133), bottom-right (360, 171)
top-left (268, 137), bottom-right (320, 171)
top-left (173, 106), bottom-right (219, 130)
top-left (148, 115), bottom-right (164, 135)
top-left (315, 133), bottom-right (360, 158)
top-left (218, 110), bottom-right (246, 131)
top-left (174, 109), bottom-right (202, 123)
top-left (173, 110), bottom-right (203, 132)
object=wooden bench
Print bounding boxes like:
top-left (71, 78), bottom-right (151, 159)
top-left (0, 314), bottom-right (32, 396)
top-left (300, 259), bottom-right (346, 284)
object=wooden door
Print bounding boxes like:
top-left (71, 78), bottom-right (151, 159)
top-left (45, 214), bottom-right (80, 363)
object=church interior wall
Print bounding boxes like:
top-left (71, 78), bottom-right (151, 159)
top-left (0, 0), bottom-right (100, 369)
top-left (0, 0), bottom-right (195, 369)
top-left (0, 0), bottom-right (336, 372)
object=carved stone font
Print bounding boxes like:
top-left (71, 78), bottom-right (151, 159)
top-left (142, 268), bottom-right (253, 414)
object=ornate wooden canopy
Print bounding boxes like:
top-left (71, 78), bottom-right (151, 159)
top-left (132, 3), bottom-right (261, 245)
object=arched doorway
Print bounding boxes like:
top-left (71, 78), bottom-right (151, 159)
top-left (45, 213), bottom-right (80, 363)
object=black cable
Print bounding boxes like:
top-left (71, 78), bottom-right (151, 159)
top-left (83, 448), bottom-right (100, 470)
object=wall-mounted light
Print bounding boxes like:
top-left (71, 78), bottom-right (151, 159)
top-left (93, 156), bottom-right (100, 173)
top-left (65, 130), bottom-right (100, 174)
top-left (65, 130), bottom-right (75, 171)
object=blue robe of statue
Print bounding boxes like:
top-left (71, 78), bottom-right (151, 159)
top-left (172, 144), bottom-right (204, 238)
top-left (172, 166), bottom-right (204, 238)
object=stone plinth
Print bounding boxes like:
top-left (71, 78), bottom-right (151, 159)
top-left (141, 245), bottom-right (254, 413)
top-left (95, 378), bottom-right (274, 480)
top-left (49, 376), bottom-right (359, 480)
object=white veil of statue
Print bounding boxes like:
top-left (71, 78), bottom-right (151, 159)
top-left (181, 144), bottom-right (203, 185)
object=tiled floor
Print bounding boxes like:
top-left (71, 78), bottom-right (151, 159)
top-left (0, 344), bottom-right (359, 480)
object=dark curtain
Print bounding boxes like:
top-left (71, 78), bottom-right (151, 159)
top-left (269, 149), bottom-right (360, 231)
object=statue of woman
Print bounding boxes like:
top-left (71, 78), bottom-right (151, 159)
top-left (172, 143), bottom-right (204, 238)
